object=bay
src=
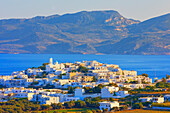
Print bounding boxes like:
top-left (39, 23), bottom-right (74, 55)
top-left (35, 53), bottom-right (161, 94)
top-left (0, 54), bottom-right (170, 80)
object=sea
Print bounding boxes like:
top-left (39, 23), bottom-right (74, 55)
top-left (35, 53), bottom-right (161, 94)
top-left (0, 54), bottom-right (170, 80)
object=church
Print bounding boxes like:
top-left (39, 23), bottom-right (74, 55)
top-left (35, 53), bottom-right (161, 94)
top-left (46, 58), bottom-right (65, 72)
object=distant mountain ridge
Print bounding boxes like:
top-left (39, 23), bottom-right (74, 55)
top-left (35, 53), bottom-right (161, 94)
top-left (0, 10), bottom-right (169, 55)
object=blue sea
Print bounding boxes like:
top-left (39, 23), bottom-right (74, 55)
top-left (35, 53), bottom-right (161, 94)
top-left (0, 54), bottom-right (170, 80)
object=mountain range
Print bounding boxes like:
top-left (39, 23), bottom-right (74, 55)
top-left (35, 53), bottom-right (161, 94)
top-left (0, 10), bottom-right (169, 55)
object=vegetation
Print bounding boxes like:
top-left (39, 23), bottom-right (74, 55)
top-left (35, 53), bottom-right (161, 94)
top-left (156, 82), bottom-right (170, 88)
top-left (71, 70), bottom-right (77, 72)
top-left (39, 108), bottom-right (97, 113)
top-left (31, 81), bottom-right (39, 85)
top-left (132, 103), bottom-right (143, 109)
top-left (166, 74), bottom-right (170, 79)
top-left (108, 83), bottom-right (118, 87)
top-left (0, 99), bottom-right (41, 113)
top-left (129, 81), bottom-right (138, 84)
top-left (68, 86), bottom-right (74, 94)
top-left (0, 99), bottom-right (100, 113)
top-left (38, 63), bottom-right (49, 70)
top-left (129, 80), bottom-right (170, 94)
top-left (152, 102), bottom-right (170, 107)
top-left (77, 66), bottom-right (89, 73)
top-left (142, 101), bottom-right (151, 107)
top-left (141, 73), bottom-right (149, 77)
top-left (58, 73), bottom-right (66, 79)
top-left (114, 110), bottom-right (170, 113)
top-left (84, 84), bottom-right (104, 93)
top-left (92, 76), bottom-right (97, 82)
top-left (43, 84), bottom-right (55, 89)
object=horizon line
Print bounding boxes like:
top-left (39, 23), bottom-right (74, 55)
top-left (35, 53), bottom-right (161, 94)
top-left (0, 9), bottom-right (169, 22)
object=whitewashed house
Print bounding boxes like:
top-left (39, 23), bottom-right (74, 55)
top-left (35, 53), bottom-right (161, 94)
top-left (139, 97), bottom-right (153, 102)
top-left (15, 92), bottom-right (34, 100)
top-left (99, 101), bottom-right (119, 111)
top-left (74, 88), bottom-right (101, 100)
top-left (32, 94), bottom-right (59, 105)
top-left (164, 95), bottom-right (170, 102)
top-left (152, 97), bottom-right (164, 103)
top-left (101, 86), bottom-right (119, 98)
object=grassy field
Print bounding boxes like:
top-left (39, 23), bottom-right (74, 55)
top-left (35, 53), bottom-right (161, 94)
top-left (39, 108), bottom-right (96, 113)
top-left (39, 109), bottom-right (170, 113)
top-left (115, 110), bottom-right (170, 113)
top-left (152, 102), bottom-right (170, 107)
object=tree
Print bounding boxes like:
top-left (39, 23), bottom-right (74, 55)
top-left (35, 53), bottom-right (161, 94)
top-left (156, 82), bottom-right (165, 88)
top-left (110, 97), bottom-right (114, 102)
top-left (111, 107), bottom-right (119, 112)
top-left (132, 103), bottom-right (143, 109)
top-left (102, 108), bottom-right (108, 112)
top-left (91, 97), bottom-right (101, 101)
top-left (113, 91), bottom-right (117, 96)
top-left (125, 81), bottom-right (129, 83)
top-left (71, 70), bottom-right (77, 72)
top-left (120, 105), bottom-right (128, 110)
top-left (64, 101), bottom-right (75, 108)
top-left (142, 101), bottom-right (151, 107)
top-left (41, 105), bottom-right (52, 110)
top-left (166, 74), bottom-right (170, 79)
top-left (42, 73), bottom-right (47, 78)
top-left (53, 111), bottom-right (59, 113)
top-left (96, 109), bottom-right (102, 113)
top-left (75, 100), bottom-right (86, 108)
top-left (68, 86), bottom-right (74, 94)
top-left (86, 100), bottom-right (99, 108)
top-left (108, 83), bottom-right (118, 87)
top-left (54, 79), bottom-right (58, 82)
top-left (38, 63), bottom-right (49, 70)
top-left (86, 110), bottom-right (93, 113)
top-left (43, 84), bottom-right (55, 89)
top-left (162, 77), bottom-right (167, 83)
top-left (56, 103), bottom-right (63, 109)
top-left (58, 73), bottom-right (66, 79)
top-left (31, 81), bottom-right (39, 85)
top-left (77, 66), bottom-right (89, 73)
top-left (92, 76), bottom-right (97, 82)
top-left (129, 81), bottom-right (138, 84)
top-left (51, 103), bottom-right (58, 109)
top-left (52, 103), bottom-right (63, 109)
top-left (58, 74), bottom-right (62, 79)
top-left (91, 110), bottom-right (97, 113)
top-left (42, 111), bottom-right (48, 113)
top-left (142, 73), bottom-right (148, 77)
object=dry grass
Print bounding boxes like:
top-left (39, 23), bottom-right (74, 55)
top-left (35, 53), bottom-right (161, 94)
top-left (114, 109), bottom-right (170, 113)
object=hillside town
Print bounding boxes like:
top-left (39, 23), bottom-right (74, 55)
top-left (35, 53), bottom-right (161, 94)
top-left (0, 58), bottom-right (169, 112)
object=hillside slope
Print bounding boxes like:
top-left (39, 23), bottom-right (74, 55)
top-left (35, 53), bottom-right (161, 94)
top-left (0, 11), bottom-right (169, 55)
top-left (95, 13), bottom-right (170, 55)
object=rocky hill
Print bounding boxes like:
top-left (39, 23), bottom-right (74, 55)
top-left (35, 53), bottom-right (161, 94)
top-left (0, 10), bottom-right (169, 55)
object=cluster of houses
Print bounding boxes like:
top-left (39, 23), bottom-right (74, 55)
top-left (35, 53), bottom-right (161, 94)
top-left (0, 58), bottom-right (168, 111)
top-left (0, 58), bottom-right (152, 88)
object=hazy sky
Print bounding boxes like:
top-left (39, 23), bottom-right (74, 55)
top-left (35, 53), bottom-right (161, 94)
top-left (0, 0), bottom-right (170, 21)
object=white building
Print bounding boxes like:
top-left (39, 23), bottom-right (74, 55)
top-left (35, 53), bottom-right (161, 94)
top-left (152, 97), bottom-right (164, 103)
top-left (116, 91), bottom-right (129, 98)
top-left (101, 86), bottom-right (119, 98)
top-left (139, 97), bottom-right (153, 102)
top-left (99, 101), bottom-right (119, 111)
top-left (32, 94), bottom-right (59, 105)
top-left (15, 92), bottom-right (34, 100)
top-left (74, 88), bottom-right (101, 100)
top-left (164, 95), bottom-right (170, 102)
top-left (65, 97), bottom-right (80, 102)
top-left (46, 58), bottom-right (65, 72)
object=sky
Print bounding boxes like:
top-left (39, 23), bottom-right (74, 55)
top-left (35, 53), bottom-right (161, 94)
top-left (0, 0), bottom-right (170, 21)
